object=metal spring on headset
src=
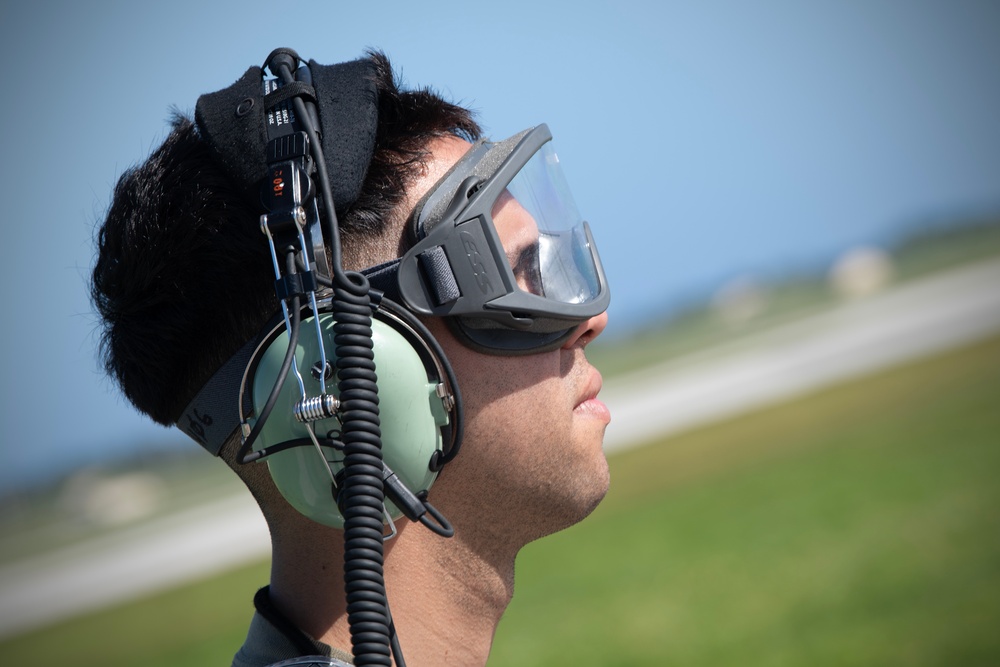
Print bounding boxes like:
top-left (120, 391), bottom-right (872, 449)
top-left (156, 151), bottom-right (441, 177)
top-left (294, 394), bottom-right (340, 423)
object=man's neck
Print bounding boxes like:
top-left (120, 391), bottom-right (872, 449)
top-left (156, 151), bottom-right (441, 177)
top-left (269, 517), bottom-right (521, 667)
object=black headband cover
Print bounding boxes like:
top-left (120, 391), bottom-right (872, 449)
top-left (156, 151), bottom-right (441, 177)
top-left (193, 57), bottom-right (379, 215)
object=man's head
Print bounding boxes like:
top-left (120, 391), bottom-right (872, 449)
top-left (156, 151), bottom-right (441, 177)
top-left (90, 49), bottom-right (610, 541)
top-left (91, 52), bottom-right (479, 431)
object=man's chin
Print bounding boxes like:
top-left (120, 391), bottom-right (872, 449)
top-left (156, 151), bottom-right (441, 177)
top-left (529, 460), bottom-right (610, 542)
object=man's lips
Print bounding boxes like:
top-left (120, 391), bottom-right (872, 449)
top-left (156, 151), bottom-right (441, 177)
top-left (575, 371), bottom-right (611, 423)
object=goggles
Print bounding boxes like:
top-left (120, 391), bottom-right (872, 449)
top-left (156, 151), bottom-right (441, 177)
top-left (366, 124), bottom-right (610, 353)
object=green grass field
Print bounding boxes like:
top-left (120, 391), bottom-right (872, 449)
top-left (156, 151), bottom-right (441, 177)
top-left (2, 335), bottom-right (998, 666)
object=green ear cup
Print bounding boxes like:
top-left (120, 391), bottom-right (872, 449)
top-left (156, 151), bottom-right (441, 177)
top-left (249, 313), bottom-right (451, 528)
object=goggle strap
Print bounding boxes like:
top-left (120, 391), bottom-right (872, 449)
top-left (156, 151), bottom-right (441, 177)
top-left (361, 258), bottom-right (403, 303)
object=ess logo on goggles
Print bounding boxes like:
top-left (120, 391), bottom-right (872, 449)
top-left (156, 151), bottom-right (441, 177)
top-left (366, 124), bottom-right (610, 354)
top-left (460, 231), bottom-right (493, 294)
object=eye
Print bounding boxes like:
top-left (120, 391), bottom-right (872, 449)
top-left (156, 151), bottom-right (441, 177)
top-left (511, 243), bottom-right (544, 295)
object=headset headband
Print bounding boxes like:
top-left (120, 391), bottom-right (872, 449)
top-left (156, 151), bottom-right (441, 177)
top-left (194, 57), bottom-right (379, 215)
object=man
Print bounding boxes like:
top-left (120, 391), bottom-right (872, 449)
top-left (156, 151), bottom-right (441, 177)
top-left (92, 49), bottom-right (610, 666)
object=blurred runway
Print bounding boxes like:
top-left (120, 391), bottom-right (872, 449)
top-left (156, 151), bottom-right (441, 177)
top-left (2, 258), bottom-right (999, 640)
top-left (602, 257), bottom-right (1000, 451)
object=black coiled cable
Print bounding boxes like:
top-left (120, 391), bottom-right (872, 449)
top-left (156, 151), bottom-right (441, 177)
top-left (330, 271), bottom-right (393, 666)
top-left (264, 48), bottom-right (402, 666)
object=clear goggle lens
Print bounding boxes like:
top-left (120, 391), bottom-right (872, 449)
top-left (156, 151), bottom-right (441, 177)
top-left (491, 143), bottom-right (601, 306)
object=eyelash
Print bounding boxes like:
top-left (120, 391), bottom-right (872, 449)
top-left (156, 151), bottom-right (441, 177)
top-left (513, 245), bottom-right (543, 294)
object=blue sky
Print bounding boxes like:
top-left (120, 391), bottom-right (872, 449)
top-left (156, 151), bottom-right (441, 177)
top-left (1, 1), bottom-right (998, 492)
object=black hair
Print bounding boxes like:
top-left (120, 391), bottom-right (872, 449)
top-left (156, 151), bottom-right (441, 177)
top-left (91, 51), bottom-right (480, 426)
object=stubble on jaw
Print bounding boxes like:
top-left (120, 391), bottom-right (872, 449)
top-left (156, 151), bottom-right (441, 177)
top-left (431, 340), bottom-right (610, 550)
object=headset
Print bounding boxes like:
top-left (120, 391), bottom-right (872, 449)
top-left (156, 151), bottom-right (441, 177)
top-left (174, 48), bottom-right (610, 667)
top-left (178, 48), bottom-right (458, 666)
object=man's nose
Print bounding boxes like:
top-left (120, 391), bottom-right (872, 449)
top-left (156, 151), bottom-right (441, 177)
top-left (561, 310), bottom-right (609, 350)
